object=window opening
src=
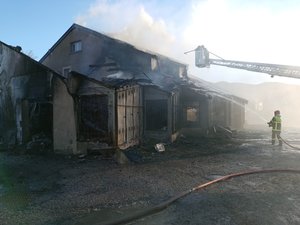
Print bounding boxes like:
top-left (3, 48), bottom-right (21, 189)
top-left (71, 41), bottom-right (82, 53)
top-left (62, 66), bottom-right (71, 77)
top-left (187, 107), bottom-right (199, 122)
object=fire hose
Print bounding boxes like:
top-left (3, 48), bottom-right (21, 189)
top-left (279, 135), bottom-right (300, 150)
top-left (99, 169), bottom-right (300, 225)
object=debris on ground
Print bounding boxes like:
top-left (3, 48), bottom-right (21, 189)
top-left (154, 143), bottom-right (165, 152)
top-left (1, 129), bottom-right (300, 225)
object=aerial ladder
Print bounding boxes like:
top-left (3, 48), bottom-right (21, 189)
top-left (185, 45), bottom-right (300, 79)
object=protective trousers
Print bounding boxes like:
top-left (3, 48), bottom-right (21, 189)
top-left (272, 130), bottom-right (282, 146)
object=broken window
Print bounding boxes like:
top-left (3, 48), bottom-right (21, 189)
top-left (187, 107), bottom-right (199, 122)
top-left (62, 66), bottom-right (71, 77)
top-left (145, 99), bottom-right (168, 130)
top-left (78, 95), bottom-right (109, 141)
top-left (151, 57), bottom-right (158, 70)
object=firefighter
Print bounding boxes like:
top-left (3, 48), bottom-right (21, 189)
top-left (267, 110), bottom-right (282, 146)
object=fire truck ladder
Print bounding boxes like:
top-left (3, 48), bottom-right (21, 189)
top-left (187, 45), bottom-right (300, 79)
top-left (210, 58), bottom-right (300, 79)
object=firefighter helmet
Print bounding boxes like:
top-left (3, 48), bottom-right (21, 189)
top-left (274, 110), bottom-right (280, 114)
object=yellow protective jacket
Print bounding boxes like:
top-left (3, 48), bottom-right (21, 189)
top-left (270, 115), bottom-right (281, 131)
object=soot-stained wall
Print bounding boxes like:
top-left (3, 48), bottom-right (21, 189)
top-left (0, 42), bottom-right (53, 146)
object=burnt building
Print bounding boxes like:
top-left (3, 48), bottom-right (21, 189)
top-left (52, 71), bottom-right (143, 154)
top-left (41, 24), bottom-right (185, 153)
top-left (181, 77), bottom-right (247, 136)
top-left (0, 24), bottom-right (247, 155)
top-left (0, 41), bottom-right (63, 149)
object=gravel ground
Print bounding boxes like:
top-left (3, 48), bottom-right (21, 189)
top-left (1, 128), bottom-right (300, 225)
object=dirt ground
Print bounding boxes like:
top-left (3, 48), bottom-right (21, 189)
top-left (1, 128), bottom-right (300, 225)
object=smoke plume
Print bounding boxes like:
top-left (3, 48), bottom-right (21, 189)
top-left (75, 0), bottom-right (179, 57)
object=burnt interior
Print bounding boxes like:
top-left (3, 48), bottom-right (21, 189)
top-left (145, 99), bottom-right (168, 131)
top-left (29, 101), bottom-right (53, 137)
top-left (78, 95), bottom-right (109, 142)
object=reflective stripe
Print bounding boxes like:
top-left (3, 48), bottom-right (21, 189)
top-left (272, 116), bottom-right (281, 131)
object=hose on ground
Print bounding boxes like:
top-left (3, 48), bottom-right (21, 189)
top-left (279, 135), bottom-right (300, 150)
top-left (99, 169), bottom-right (300, 225)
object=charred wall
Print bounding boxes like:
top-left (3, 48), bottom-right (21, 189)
top-left (41, 25), bottom-right (154, 79)
top-left (179, 87), bottom-right (211, 137)
top-left (211, 96), bottom-right (230, 128)
top-left (230, 100), bottom-right (246, 130)
top-left (143, 86), bottom-right (179, 142)
top-left (210, 95), bottom-right (246, 130)
top-left (53, 74), bottom-right (116, 154)
top-left (0, 43), bottom-right (53, 146)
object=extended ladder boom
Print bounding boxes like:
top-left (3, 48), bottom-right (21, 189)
top-left (194, 45), bottom-right (300, 79)
top-left (211, 59), bottom-right (300, 79)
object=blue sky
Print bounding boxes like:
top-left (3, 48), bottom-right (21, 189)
top-left (1, 0), bottom-right (92, 58)
top-left (2, 0), bottom-right (300, 84)
top-left (1, 0), bottom-right (191, 59)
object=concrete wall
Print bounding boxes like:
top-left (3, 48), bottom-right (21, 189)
top-left (52, 77), bottom-right (78, 154)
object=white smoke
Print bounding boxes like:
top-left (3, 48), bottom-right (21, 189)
top-left (75, 0), bottom-right (300, 85)
top-left (75, 0), bottom-right (178, 57)
top-left (74, 0), bottom-right (300, 129)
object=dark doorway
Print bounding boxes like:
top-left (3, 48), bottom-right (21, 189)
top-left (145, 99), bottom-right (168, 130)
top-left (78, 95), bottom-right (109, 141)
top-left (29, 101), bottom-right (53, 137)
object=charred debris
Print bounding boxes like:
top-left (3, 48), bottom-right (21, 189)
top-left (0, 24), bottom-right (247, 156)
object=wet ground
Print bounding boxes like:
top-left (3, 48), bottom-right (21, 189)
top-left (1, 128), bottom-right (300, 225)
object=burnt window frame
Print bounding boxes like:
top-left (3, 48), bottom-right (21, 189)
top-left (184, 101), bottom-right (201, 128)
top-left (186, 106), bottom-right (199, 122)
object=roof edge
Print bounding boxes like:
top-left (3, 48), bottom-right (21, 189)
top-left (0, 40), bottom-right (64, 79)
top-left (39, 23), bottom-right (77, 63)
top-left (39, 23), bottom-right (188, 67)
